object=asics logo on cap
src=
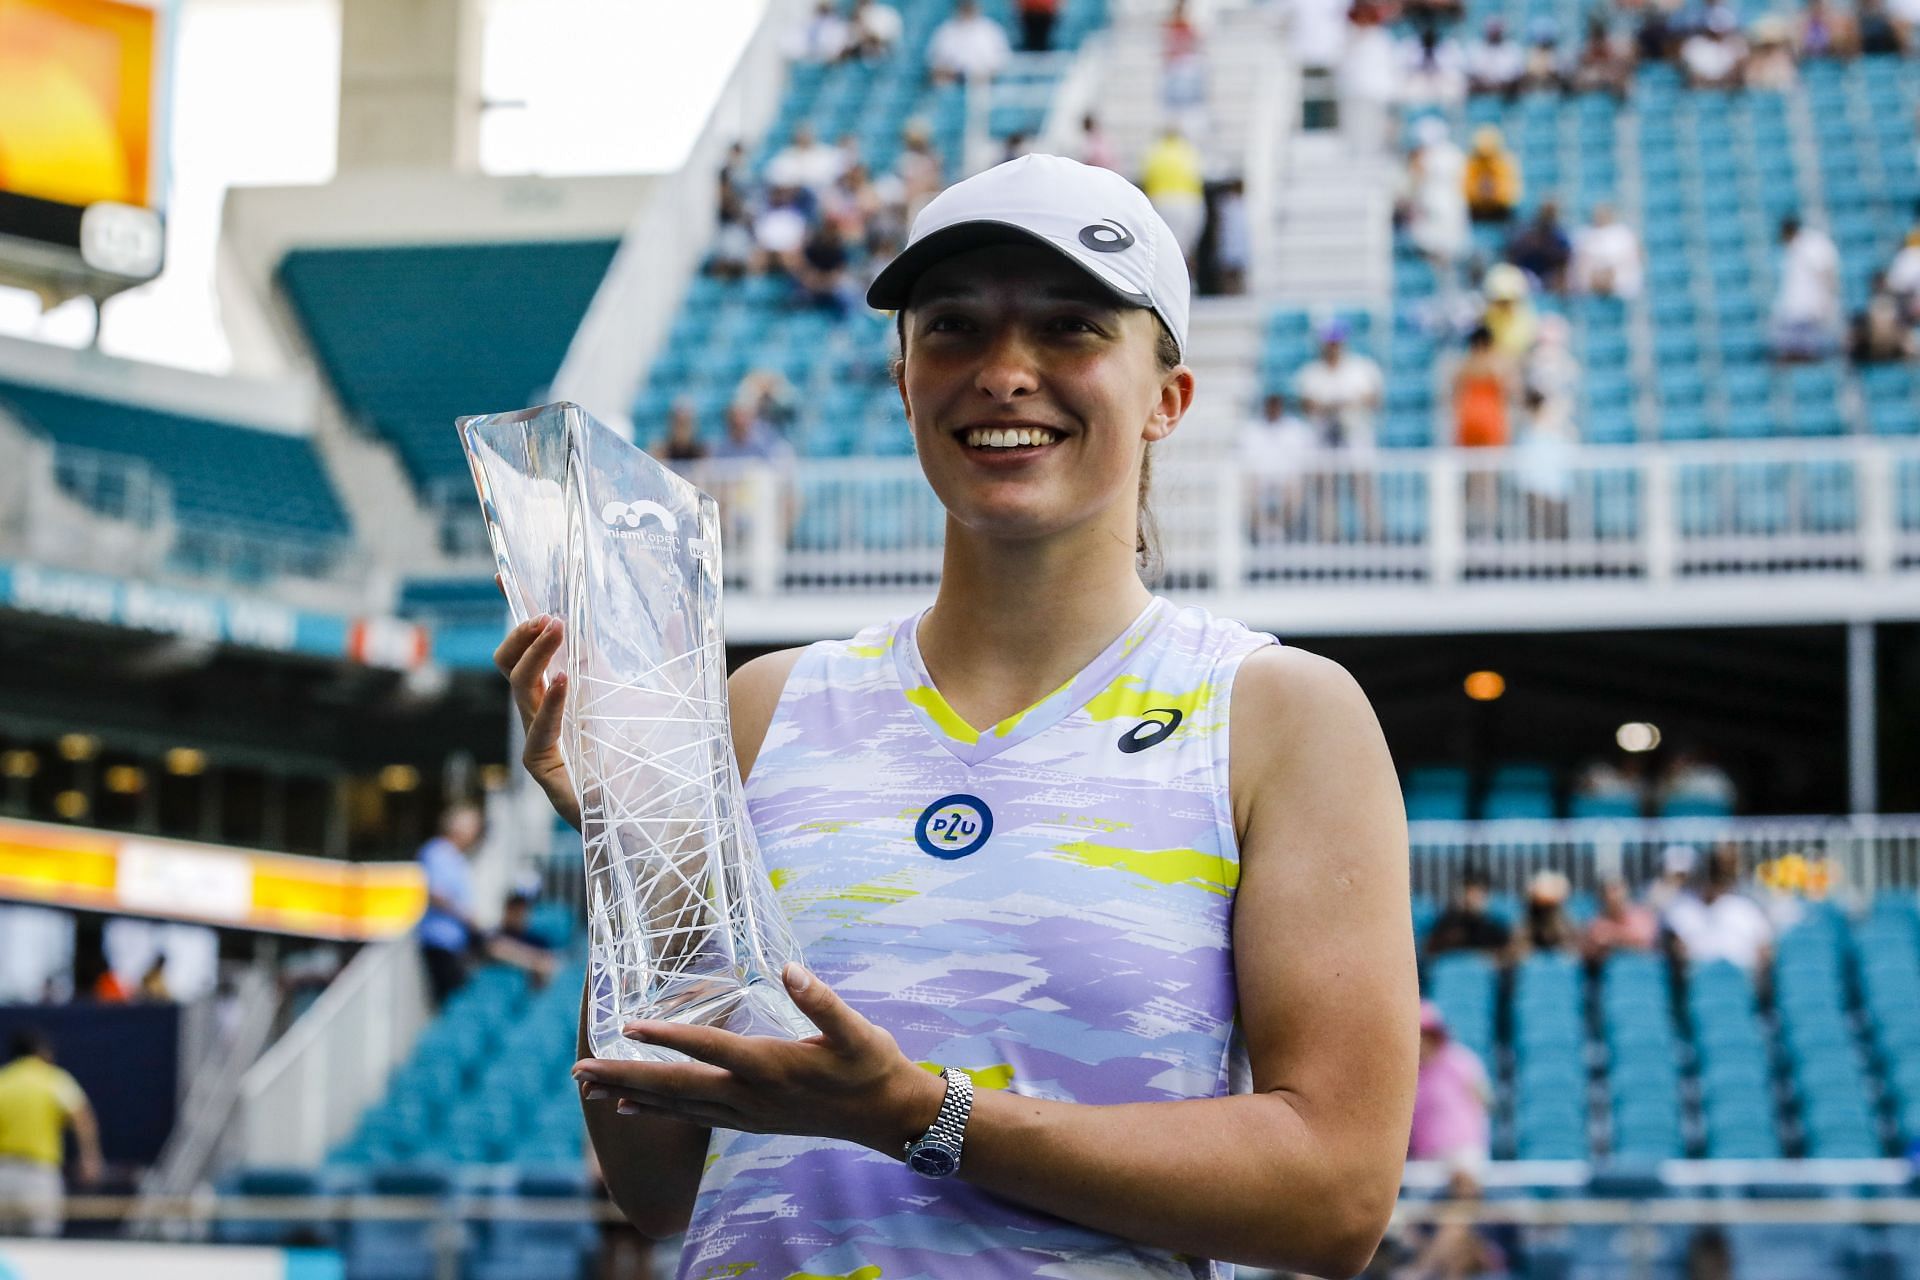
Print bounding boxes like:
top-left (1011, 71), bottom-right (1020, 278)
top-left (1078, 219), bottom-right (1134, 253)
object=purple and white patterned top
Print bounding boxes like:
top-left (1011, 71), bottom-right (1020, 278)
top-left (678, 596), bottom-right (1278, 1280)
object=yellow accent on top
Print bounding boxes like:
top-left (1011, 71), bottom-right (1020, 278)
top-left (904, 686), bottom-right (980, 745)
top-left (1055, 839), bottom-right (1239, 898)
top-left (767, 867), bottom-right (796, 891)
top-left (846, 637), bottom-right (893, 659)
top-left (916, 1061), bottom-right (1015, 1090)
top-left (0, 1057), bottom-right (86, 1166)
top-left (786, 1268), bottom-right (880, 1280)
top-left (1082, 676), bottom-right (1215, 725)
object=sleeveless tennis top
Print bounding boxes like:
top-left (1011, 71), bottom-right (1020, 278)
top-left (677, 596), bottom-right (1279, 1280)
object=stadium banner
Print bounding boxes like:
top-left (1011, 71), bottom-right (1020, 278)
top-left (0, 815), bottom-right (426, 939)
top-left (0, 0), bottom-right (171, 288)
top-left (0, 560), bottom-right (430, 670)
top-left (0, 1240), bottom-right (341, 1280)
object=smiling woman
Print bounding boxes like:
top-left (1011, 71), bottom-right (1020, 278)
top-left (498, 153), bottom-right (1417, 1280)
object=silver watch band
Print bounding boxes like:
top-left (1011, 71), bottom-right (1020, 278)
top-left (904, 1066), bottom-right (974, 1175)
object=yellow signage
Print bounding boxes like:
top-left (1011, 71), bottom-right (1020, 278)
top-left (0, 0), bottom-right (158, 209)
top-left (0, 817), bottom-right (426, 940)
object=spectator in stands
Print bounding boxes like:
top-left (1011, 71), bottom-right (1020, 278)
top-left (418, 801), bottom-right (487, 1004)
top-left (735, 369), bottom-right (802, 433)
top-left (714, 400), bottom-right (797, 464)
top-left (1515, 870), bottom-right (1577, 956)
top-left (1162, 0), bottom-right (1211, 138)
top-left (822, 161), bottom-right (882, 246)
top-left (1680, 9), bottom-right (1747, 87)
top-left (789, 0), bottom-right (851, 64)
top-left (847, 0), bottom-right (904, 60)
top-left (1664, 846), bottom-right (1775, 977)
top-left (1401, 1163), bottom-right (1513, 1278)
top-left (1142, 125), bottom-right (1207, 276)
top-left (1770, 215), bottom-right (1842, 361)
top-left (717, 140), bottom-right (751, 213)
top-left (1402, 26), bottom-right (1469, 107)
top-left (1480, 263), bottom-right (1538, 359)
top-left (1581, 876), bottom-right (1660, 965)
top-left (750, 184), bottom-right (812, 276)
top-left (1340, 0), bottom-right (1400, 154)
top-left (1463, 127), bottom-right (1522, 222)
top-left (653, 399), bottom-right (710, 469)
top-left (0, 1028), bottom-right (103, 1237)
top-left (1888, 227), bottom-right (1920, 323)
top-left (1573, 750), bottom-right (1646, 810)
top-left (1465, 19), bottom-right (1527, 97)
top-left (929, 0), bottom-right (1012, 84)
top-left (1851, 274), bottom-right (1918, 362)
top-left (1408, 1002), bottom-right (1493, 1166)
top-left (1240, 392), bottom-right (1323, 541)
top-left (1287, 0), bottom-right (1351, 108)
top-left (1075, 112), bottom-right (1119, 171)
top-left (1743, 17), bottom-right (1799, 87)
top-left (1569, 203), bottom-right (1645, 300)
top-left (1425, 863), bottom-right (1512, 959)
top-left (497, 891), bottom-right (556, 956)
top-left (710, 189), bottom-right (755, 281)
top-left (1296, 318), bottom-right (1384, 456)
top-left (1505, 201), bottom-right (1572, 293)
top-left (138, 955), bottom-right (170, 1001)
top-left (1796, 0), bottom-right (1861, 57)
top-left (1647, 843), bottom-right (1699, 916)
top-left (1656, 744), bottom-right (1738, 813)
top-left (796, 218), bottom-right (859, 316)
top-left (1212, 177), bottom-right (1250, 295)
top-left (1515, 385), bottom-right (1576, 537)
top-left (1018, 0), bottom-right (1059, 51)
top-left (1571, 13), bottom-right (1636, 97)
top-left (1454, 325), bottom-right (1513, 537)
top-left (1685, 1226), bottom-right (1735, 1280)
top-left (768, 123), bottom-right (846, 201)
top-left (1521, 17), bottom-right (1571, 91)
top-left (892, 118), bottom-right (945, 224)
top-left (1406, 118), bottom-right (1471, 275)
top-left (1525, 312), bottom-right (1582, 409)
top-left (1855, 0), bottom-right (1908, 53)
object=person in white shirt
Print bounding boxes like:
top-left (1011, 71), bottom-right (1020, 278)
top-left (847, 0), bottom-right (903, 59)
top-left (1406, 117), bottom-right (1469, 270)
top-left (1770, 215), bottom-right (1841, 361)
top-left (1464, 19), bottom-right (1526, 96)
top-left (929, 0), bottom-right (1012, 84)
top-left (1295, 320), bottom-right (1384, 453)
top-left (1287, 0), bottom-right (1351, 72)
top-left (1401, 26), bottom-right (1468, 107)
top-left (1680, 9), bottom-right (1746, 87)
top-left (1240, 392), bottom-right (1324, 543)
top-left (767, 123), bottom-right (847, 199)
top-left (1340, 3), bottom-right (1400, 154)
top-left (750, 188), bottom-right (810, 274)
top-left (1569, 203), bottom-right (1645, 299)
top-left (788, 0), bottom-right (850, 63)
top-left (1663, 847), bottom-right (1775, 977)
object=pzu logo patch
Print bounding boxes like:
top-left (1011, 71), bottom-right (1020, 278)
top-left (915, 793), bottom-right (994, 859)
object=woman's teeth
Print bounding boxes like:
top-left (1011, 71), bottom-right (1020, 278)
top-left (964, 427), bottom-right (1061, 449)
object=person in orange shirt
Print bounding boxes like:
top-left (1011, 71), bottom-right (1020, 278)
top-left (1454, 325), bottom-right (1514, 538)
top-left (1463, 126), bottom-right (1523, 222)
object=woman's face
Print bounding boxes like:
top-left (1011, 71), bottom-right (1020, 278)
top-left (896, 243), bottom-right (1191, 546)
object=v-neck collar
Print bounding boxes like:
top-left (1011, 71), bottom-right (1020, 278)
top-left (891, 596), bottom-right (1169, 768)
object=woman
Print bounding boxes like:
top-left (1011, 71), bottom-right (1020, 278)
top-left (495, 155), bottom-right (1416, 1279)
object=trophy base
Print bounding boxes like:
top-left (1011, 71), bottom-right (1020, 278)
top-left (589, 971), bottom-right (818, 1063)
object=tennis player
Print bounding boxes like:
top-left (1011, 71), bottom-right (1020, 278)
top-left (496, 153), bottom-right (1416, 1279)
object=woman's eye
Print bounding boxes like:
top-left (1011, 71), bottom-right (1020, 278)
top-left (1055, 317), bottom-right (1098, 333)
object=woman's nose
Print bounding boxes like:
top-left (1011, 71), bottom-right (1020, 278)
top-left (972, 329), bottom-right (1041, 400)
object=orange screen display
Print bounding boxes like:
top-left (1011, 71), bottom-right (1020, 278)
top-left (0, 0), bottom-right (157, 210)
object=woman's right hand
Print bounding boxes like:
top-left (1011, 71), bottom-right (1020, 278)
top-left (492, 579), bottom-right (582, 832)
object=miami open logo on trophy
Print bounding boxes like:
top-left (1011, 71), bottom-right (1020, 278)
top-left (459, 403), bottom-right (809, 1061)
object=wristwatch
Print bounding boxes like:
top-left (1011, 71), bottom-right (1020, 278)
top-left (903, 1066), bottom-right (974, 1178)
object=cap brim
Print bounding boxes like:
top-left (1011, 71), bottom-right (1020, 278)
top-left (866, 219), bottom-right (1152, 312)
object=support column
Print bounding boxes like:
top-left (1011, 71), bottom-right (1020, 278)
top-left (1848, 621), bottom-right (1877, 816)
top-left (336, 0), bottom-right (485, 173)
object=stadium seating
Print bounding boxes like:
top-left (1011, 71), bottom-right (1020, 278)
top-left (279, 240), bottom-right (620, 494)
top-left (0, 378), bottom-right (351, 561)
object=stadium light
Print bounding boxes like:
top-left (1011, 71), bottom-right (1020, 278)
top-left (164, 747), bottom-right (207, 776)
top-left (1464, 671), bottom-right (1505, 701)
top-left (104, 765), bottom-right (146, 794)
top-left (1616, 722), bottom-right (1662, 752)
top-left (379, 764), bottom-right (421, 792)
top-left (1, 750), bottom-right (36, 779)
top-left (53, 790), bottom-right (88, 819)
top-left (57, 733), bottom-right (98, 762)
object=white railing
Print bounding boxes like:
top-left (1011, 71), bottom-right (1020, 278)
top-left (229, 938), bottom-right (429, 1168)
top-left (632, 437), bottom-right (1920, 598)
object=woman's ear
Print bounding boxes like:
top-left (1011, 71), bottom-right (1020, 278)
top-left (1145, 365), bottom-right (1194, 444)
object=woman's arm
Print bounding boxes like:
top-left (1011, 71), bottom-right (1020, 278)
top-left (579, 646), bottom-right (1418, 1276)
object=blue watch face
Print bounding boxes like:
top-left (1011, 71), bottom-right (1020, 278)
top-left (908, 1144), bottom-right (959, 1178)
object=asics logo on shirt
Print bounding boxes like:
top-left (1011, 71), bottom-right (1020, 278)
top-left (1117, 708), bottom-right (1183, 753)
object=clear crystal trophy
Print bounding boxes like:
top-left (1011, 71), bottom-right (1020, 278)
top-left (459, 402), bottom-right (811, 1061)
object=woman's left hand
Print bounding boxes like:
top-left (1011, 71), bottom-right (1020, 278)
top-left (572, 963), bottom-right (945, 1156)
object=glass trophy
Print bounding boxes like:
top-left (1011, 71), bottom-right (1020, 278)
top-left (459, 402), bottom-right (811, 1061)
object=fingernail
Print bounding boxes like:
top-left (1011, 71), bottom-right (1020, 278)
top-left (785, 962), bottom-right (812, 992)
top-left (623, 1021), bottom-right (651, 1041)
top-left (584, 1086), bottom-right (608, 1101)
top-left (616, 1099), bottom-right (639, 1116)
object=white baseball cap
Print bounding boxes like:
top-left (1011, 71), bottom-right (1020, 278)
top-left (865, 152), bottom-right (1191, 359)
